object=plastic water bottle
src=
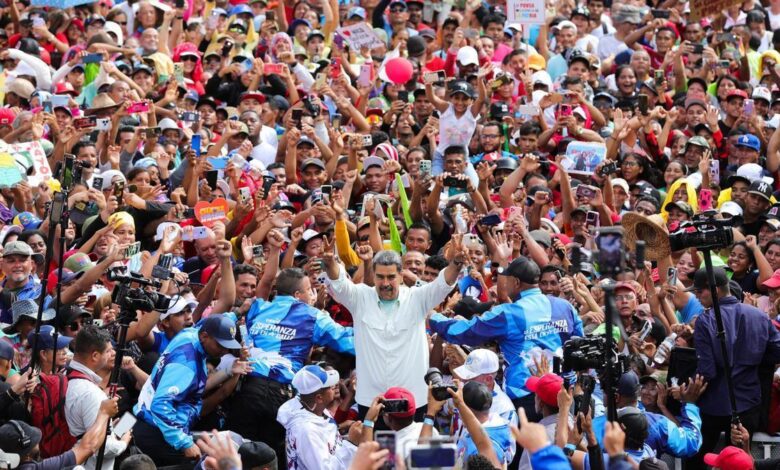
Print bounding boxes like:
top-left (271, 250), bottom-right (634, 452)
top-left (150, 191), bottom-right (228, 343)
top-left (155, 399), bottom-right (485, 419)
top-left (454, 206), bottom-right (468, 234)
top-left (653, 333), bottom-right (677, 365)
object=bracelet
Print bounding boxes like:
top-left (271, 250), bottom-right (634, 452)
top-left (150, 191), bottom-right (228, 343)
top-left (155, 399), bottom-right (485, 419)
top-left (362, 419), bottom-right (374, 428)
top-left (423, 414), bottom-right (436, 421)
top-left (423, 417), bottom-right (435, 426)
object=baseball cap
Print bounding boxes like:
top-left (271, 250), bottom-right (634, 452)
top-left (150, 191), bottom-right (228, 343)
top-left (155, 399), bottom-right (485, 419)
top-left (239, 91), bottom-right (265, 104)
top-left (301, 158), bottom-right (326, 171)
top-left (419, 28), bottom-right (436, 40)
top-left (3, 241), bottom-right (33, 258)
top-left (753, 86), bottom-right (772, 102)
top-left (686, 267), bottom-right (730, 291)
top-left (161, 296), bottom-right (197, 320)
top-left (407, 36), bottom-right (426, 57)
top-left (12, 212), bottom-right (41, 230)
top-left (720, 201), bottom-right (744, 217)
top-left (0, 108), bottom-right (16, 126)
top-left (347, 6), bottom-right (367, 18)
top-left (664, 201), bottom-right (694, 217)
top-left (383, 386), bottom-right (416, 418)
top-left (529, 229), bottom-right (552, 247)
top-left (498, 257), bottom-right (540, 284)
top-left (454, 349), bottom-right (499, 380)
top-left (0, 340), bottom-right (14, 361)
top-left (64, 252), bottom-right (97, 273)
top-left (200, 314), bottom-right (242, 350)
top-left (490, 102), bottom-right (510, 119)
top-left (704, 446), bottom-right (754, 470)
top-left (617, 371), bottom-right (640, 397)
top-left (736, 134), bottom-right (760, 151)
top-left (292, 364), bottom-right (339, 394)
top-left (456, 46), bottom-right (479, 66)
top-left (28, 325), bottom-right (73, 351)
top-left (525, 373), bottom-right (563, 407)
top-left (449, 80), bottom-right (476, 98)
top-left (749, 180), bottom-right (773, 202)
top-left (362, 156), bottom-right (385, 171)
top-left (462, 381), bottom-right (492, 412)
top-left (726, 89), bottom-right (748, 101)
top-left (0, 421), bottom-right (41, 457)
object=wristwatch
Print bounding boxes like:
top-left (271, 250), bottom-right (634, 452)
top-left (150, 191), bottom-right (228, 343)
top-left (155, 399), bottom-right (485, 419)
top-left (497, 266), bottom-right (508, 274)
top-left (563, 444), bottom-right (576, 457)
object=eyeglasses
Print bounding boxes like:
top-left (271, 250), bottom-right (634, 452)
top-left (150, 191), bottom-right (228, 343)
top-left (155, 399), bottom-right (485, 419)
top-left (390, 6), bottom-right (406, 12)
top-left (481, 134), bottom-right (500, 139)
top-left (615, 294), bottom-right (636, 301)
top-left (622, 161), bottom-right (639, 167)
top-left (116, 21), bottom-right (128, 25)
top-left (181, 56), bottom-right (198, 62)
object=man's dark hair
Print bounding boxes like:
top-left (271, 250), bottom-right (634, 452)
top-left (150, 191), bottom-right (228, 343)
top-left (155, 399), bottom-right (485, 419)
top-left (233, 263), bottom-right (259, 278)
top-left (444, 145), bottom-right (467, 158)
top-left (267, 162), bottom-right (285, 171)
top-left (407, 221), bottom-right (431, 236)
top-left (482, 120), bottom-right (502, 132)
top-left (119, 454), bottom-right (157, 470)
top-left (72, 325), bottom-right (111, 356)
top-left (275, 268), bottom-right (307, 297)
top-left (407, 146), bottom-right (429, 159)
top-left (541, 265), bottom-right (565, 276)
top-left (466, 454), bottom-right (500, 470)
top-left (18, 230), bottom-right (46, 245)
top-left (519, 122), bottom-right (541, 136)
top-left (561, 76), bottom-right (583, 88)
top-left (502, 49), bottom-right (525, 66)
top-left (522, 172), bottom-right (546, 185)
top-left (481, 14), bottom-right (504, 29)
top-left (635, 195), bottom-right (660, 211)
top-left (425, 254), bottom-right (448, 270)
top-left (71, 140), bottom-right (96, 157)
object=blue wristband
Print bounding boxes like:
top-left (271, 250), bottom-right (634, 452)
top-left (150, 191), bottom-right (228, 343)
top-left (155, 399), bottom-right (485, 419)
top-left (423, 417), bottom-right (435, 426)
top-left (363, 419), bottom-right (374, 428)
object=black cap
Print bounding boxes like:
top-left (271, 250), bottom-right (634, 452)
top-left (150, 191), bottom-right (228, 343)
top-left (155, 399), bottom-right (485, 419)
top-left (463, 381), bottom-right (492, 412)
top-left (499, 257), bottom-right (540, 284)
top-left (453, 297), bottom-right (494, 319)
top-left (407, 35), bottom-right (426, 57)
top-left (728, 279), bottom-right (744, 302)
top-left (239, 442), bottom-right (277, 468)
top-left (495, 158), bottom-right (518, 171)
top-left (448, 80), bottom-right (476, 99)
top-left (566, 48), bottom-right (590, 67)
top-left (0, 420), bottom-right (41, 456)
top-left (640, 458), bottom-right (670, 470)
top-left (749, 180), bottom-right (773, 202)
top-left (571, 5), bottom-right (590, 18)
top-left (617, 371), bottom-right (640, 397)
top-left (686, 267), bottom-right (729, 291)
top-left (490, 102), bottom-right (510, 120)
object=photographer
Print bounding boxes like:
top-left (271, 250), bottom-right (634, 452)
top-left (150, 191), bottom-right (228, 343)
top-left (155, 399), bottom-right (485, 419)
top-left (690, 266), bottom-right (780, 469)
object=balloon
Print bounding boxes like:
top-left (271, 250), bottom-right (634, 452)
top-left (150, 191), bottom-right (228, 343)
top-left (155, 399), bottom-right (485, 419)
top-left (385, 57), bottom-right (413, 85)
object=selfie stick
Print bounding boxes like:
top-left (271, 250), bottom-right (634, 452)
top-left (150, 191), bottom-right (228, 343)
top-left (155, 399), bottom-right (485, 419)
top-left (702, 249), bottom-right (740, 425)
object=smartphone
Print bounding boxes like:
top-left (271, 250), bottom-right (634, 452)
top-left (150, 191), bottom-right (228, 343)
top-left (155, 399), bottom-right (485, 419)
top-left (173, 62), bottom-right (185, 83)
top-left (718, 32), bottom-right (736, 43)
top-left (638, 319), bottom-right (652, 341)
top-left (423, 71), bottom-right (446, 85)
top-left (127, 101), bottom-right (150, 114)
top-left (575, 185), bottom-right (596, 200)
top-left (264, 63), bottom-right (284, 75)
top-left (419, 159), bottom-right (431, 177)
top-left (638, 94), bottom-right (649, 115)
top-left (239, 187), bottom-right (251, 205)
top-left (191, 134), bottom-right (202, 157)
top-left (719, 59), bottom-right (730, 68)
top-left (92, 176), bottom-right (104, 191)
top-left (667, 267), bottom-right (678, 286)
top-left (251, 245), bottom-right (264, 262)
top-left (32, 16), bottom-right (45, 28)
top-left (586, 211), bottom-right (600, 230)
top-left (73, 116), bottom-right (97, 129)
top-left (82, 53), bottom-right (103, 64)
top-left (113, 181), bottom-right (125, 200)
top-left (382, 399), bottom-right (408, 414)
top-left (699, 188), bottom-right (713, 211)
top-left (62, 154), bottom-right (75, 189)
top-left (358, 63), bottom-right (373, 87)
top-left (331, 57), bottom-right (342, 79)
top-left (443, 176), bottom-right (467, 188)
top-left (599, 161), bottom-right (619, 177)
top-left (375, 431), bottom-right (396, 470)
top-left (222, 40), bottom-right (233, 57)
top-left (84, 294), bottom-right (97, 309)
top-left (709, 160), bottom-right (720, 185)
top-left (291, 109), bottom-right (303, 126)
top-left (744, 98), bottom-right (754, 116)
top-left (463, 234), bottom-right (481, 250)
top-left (479, 214), bottom-right (502, 226)
top-left (266, 10), bottom-right (276, 22)
top-left (238, 57), bottom-right (254, 75)
top-left (113, 412), bottom-right (137, 438)
top-left (654, 70), bottom-right (664, 87)
top-left (175, 0), bottom-right (184, 8)
top-left (691, 43), bottom-right (704, 54)
top-left (206, 170), bottom-right (219, 190)
top-left (321, 184), bottom-right (332, 203)
top-left (596, 229), bottom-right (623, 276)
top-left (409, 444), bottom-right (456, 468)
top-left (398, 90), bottom-right (409, 103)
top-left (95, 118), bottom-right (111, 131)
top-left (559, 104), bottom-right (573, 117)
top-left (651, 9), bottom-right (670, 18)
top-left (181, 111), bottom-right (199, 122)
top-left (124, 241), bottom-right (141, 259)
top-left (315, 72), bottom-right (328, 89)
top-left (331, 113), bottom-right (342, 129)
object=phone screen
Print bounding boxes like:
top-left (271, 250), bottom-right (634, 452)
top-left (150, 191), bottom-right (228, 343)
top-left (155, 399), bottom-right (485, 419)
top-left (113, 412), bottom-right (137, 438)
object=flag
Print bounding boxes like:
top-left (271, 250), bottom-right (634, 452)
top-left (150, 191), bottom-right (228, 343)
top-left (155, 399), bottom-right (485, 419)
top-left (395, 173), bottom-right (412, 229)
top-left (387, 205), bottom-right (403, 253)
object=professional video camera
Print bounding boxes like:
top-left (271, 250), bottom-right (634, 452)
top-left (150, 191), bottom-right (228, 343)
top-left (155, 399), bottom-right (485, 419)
top-left (424, 368), bottom-right (458, 401)
top-left (108, 267), bottom-right (172, 323)
top-left (561, 336), bottom-right (630, 379)
top-left (669, 210), bottom-right (741, 252)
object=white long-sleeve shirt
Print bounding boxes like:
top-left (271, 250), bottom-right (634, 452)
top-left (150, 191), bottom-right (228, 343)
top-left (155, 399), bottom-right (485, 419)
top-left (277, 397), bottom-right (357, 470)
top-left (7, 49), bottom-right (52, 92)
top-left (327, 267), bottom-right (456, 407)
top-left (65, 360), bottom-right (128, 470)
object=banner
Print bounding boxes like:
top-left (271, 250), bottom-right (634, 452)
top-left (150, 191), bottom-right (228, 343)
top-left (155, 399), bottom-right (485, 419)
top-left (507, 0), bottom-right (546, 24)
top-left (4, 141), bottom-right (52, 186)
top-left (336, 23), bottom-right (385, 51)
top-left (688, 0), bottom-right (741, 20)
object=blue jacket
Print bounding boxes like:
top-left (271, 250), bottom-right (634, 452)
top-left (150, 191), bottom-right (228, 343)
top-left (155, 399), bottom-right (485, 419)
top-left (530, 445), bottom-right (570, 470)
top-left (134, 328), bottom-right (208, 451)
top-left (245, 296), bottom-right (355, 383)
top-left (694, 296), bottom-right (780, 415)
top-left (592, 403), bottom-right (702, 457)
top-left (429, 288), bottom-right (583, 399)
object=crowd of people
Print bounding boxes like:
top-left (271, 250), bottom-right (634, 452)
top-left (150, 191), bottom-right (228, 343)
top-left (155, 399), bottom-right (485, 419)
top-left (5, 0), bottom-right (780, 467)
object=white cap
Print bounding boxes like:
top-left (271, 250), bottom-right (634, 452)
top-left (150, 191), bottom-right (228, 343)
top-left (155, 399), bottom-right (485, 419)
top-left (573, 106), bottom-right (587, 120)
top-left (531, 70), bottom-right (553, 88)
top-left (292, 364), bottom-right (340, 394)
top-left (612, 178), bottom-right (630, 195)
top-left (302, 229), bottom-right (324, 242)
top-left (553, 20), bottom-right (577, 33)
top-left (753, 86), bottom-right (771, 102)
top-left (737, 162), bottom-right (774, 185)
top-left (720, 200), bottom-right (743, 217)
top-left (154, 222), bottom-right (181, 241)
top-left (454, 349), bottom-right (499, 380)
top-left (160, 296), bottom-right (197, 320)
top-left (456, 46), bottom-right (479, 66)
top-left (362, 156), bottom-right (385, 171)
top-left (104, 21), bottom-right (124, 46)
top-left (159, 117), bottom-right (181, 134)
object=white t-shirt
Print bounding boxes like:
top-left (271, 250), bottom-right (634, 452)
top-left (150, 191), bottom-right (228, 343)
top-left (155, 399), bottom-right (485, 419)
top-left (770, 10), bottom-right (780, 30)
top-left (576, 34), bottom-right (600, 54)
top-left (597, 34), bottom-right (628, 60)
top-left (396, 422), bottom-right (439, 459)
top-left (436, 104), bottom-right (478, 156)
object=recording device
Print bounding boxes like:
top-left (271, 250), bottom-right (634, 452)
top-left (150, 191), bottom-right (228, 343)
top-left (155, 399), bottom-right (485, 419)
top-left (181, 111), bottom-right (199, 122)
top-left (222, 40), bottom-right (234, 57)
top-left (123, 242), bottom-right (141, 259)
top-left (264, 63), bottom-right (284, 75)
top-left (177, 206), bottom-right (195, 219)
top-left (559, 103), bottom-right (573, 117)
top-left (719, 59), bottom-right (730, 68)
top-left (651, 9), bottom-right (669, 18)
top-left (266, 10), bottom-right (275, 21)
top-left (443, 176), bottom-right (467, 189)
top-left (562, 336), bottom-right (630, 377)
top-left (73, 116), bottom-right (97, 129)
top-left (423, 71), bottom-right (446, 85)
top-left (321, 185), bottom-right (332, 203)
top-left (479, 214), bottom-right (502, 226)
top-left (175, 0), bottom-right (185, 8)
top-left (573, 374), bottom-right (595, 421)
top-left (82, 53), bottom-right (103, 64)
top-left (463, 233), bottom-right (481, 250)
top-left (669, 210), bottom-right (739, 251)
top-left (575, 185), bottom-right (596, 200)
top-left (419, 160), bottom-right (431, 177)
top-left (357, 63), bottom-right (373, 87)
top-left (108, 268), bottom-right (171, 312)
top-left (291, 109), bottom-right (303, 126)
top-left (638, 94), bottom-right (649, 115)
top-left (152, 254), bottom-right (174, 280)
top-left (667, 267), bottom-right (678, 286)
top-left (596, 228), bottom-right (624, 277)
top-left (349, 134), bottom-right (373, 148)
top-left (92, 176), bottom-right (104, 191)
top-left (126, 101), bottom-right (150, 114)
top-left (96, 118), bottom-right (111, 131)
top-left (302, 95), bottom-right (320, 117)
top-left (262, 175), bottom-right (276, 197)
top-left (61, 154), bottom-right (76, 190)
top-left (398, 90), bottom-right (409, 103)
top-left (251, 245), bottom-right (264, 263)
top-left (655, 70), bottom-right (664, 87)
top-left (709, 159), bottom-right (720, 185)
top-left (382, 399), bottom-right (409, 414)
top-left (585, 211), bottom-right (599, 231)
top-left (331, 113), bottom-right (342, 128)
top-left (191, 134), bottom-right (202, 157)
top-left (691, 43), bottom-right (704, 54)
top-left (599, 161), bottom-right (619, 177)
top-left (409, 441), bottom-right (457, 468)
top-left (113, 412), bottom-right (137, 438)
top-left (637, 318), bottom-right (652, 341)
top-left (206, 170), bottom-right (219, 190)
top-left (718, 32), bottom-right (736, 43)
top-left (375, 431), bottom-right (396, 469)
top-left (113, 181), bottom-right (125, 200)
top-left (239, 187), bottom-right (252, 205)
top-left (424, 368), bottom-right (457, 401)
top-left (147, 126), bottom-right (162, 138)
top-left (174, 62), bottom-right (185, 83)
top-left (331, 57), bottom-right (342, 79)
top-left (744, 99), bottom-right (754, 116)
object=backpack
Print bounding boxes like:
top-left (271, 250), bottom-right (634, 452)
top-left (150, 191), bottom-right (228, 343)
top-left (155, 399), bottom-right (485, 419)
top-left (29, 369), bottom-right (91, 458)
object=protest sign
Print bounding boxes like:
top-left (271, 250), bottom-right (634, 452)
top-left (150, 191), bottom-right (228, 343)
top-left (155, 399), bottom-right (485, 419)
top-left (336, 23), bottom-right (384, 50)
top-left (5, 141), bottom-right (52, 186)
top-left (507, 0), bottom-right (545, 24)
top-left (562, 142), bottom-right (607, 176)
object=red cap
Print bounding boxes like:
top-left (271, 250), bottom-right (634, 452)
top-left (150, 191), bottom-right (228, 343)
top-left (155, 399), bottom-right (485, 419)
top-left (726, 89), bottom-right (748, 100)
top-left (55, 82), bottom-right (78, 96)
top-left (615, 281), bottom-right (637, 294)
top-left (763, 268), bottom-right (780, 289)
top-left (383, 387), bottom-right (416, 418)
top-left (525, 373), bottom-right (563, 407)
top-left (703, 446), bottom-right (753, 470)
top-left (0, 108), bottom-right (16, 126)
top-left (552, 233), bottom-right (571, 245)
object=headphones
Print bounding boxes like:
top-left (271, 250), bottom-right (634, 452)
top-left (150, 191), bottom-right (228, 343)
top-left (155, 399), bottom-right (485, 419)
top-left (10, 421), bottom-right (30, 449)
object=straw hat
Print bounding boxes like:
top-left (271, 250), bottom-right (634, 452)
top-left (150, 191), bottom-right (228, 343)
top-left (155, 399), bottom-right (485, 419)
top-left (622, 212), bottom-right (670, 261)
top-left (84, 93), bottom-right (119, 115)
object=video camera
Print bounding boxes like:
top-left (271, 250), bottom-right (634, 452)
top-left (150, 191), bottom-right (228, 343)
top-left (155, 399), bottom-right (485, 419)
top-left (561, 336), bottom-right (630, 381)
top-left (669, 210), bottom-right (740, 252)
top-left (108, 267), bottom-right (172, 322)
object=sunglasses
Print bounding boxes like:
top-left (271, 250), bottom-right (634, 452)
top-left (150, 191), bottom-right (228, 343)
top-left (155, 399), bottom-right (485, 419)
top-left (390, 6), bottom-right (406, 12)
top-left (229, 26), bottom-right (247, 33)
top-left (181, 55), bottom-right (198, 62)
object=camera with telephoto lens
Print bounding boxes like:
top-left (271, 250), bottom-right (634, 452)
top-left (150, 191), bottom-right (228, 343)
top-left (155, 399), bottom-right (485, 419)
top-left (108, 268), bottom-right (173, 323)
top-left (669, 210), bottom-right (740, 252)
top-left (425, 368), bottom-right (458, 401)
top-left (562, 336), bottom-right (630, 379)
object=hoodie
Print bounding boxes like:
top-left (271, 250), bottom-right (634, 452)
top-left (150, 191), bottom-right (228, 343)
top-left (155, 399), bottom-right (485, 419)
top-left (276, 397), bottom-right (357, 470)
